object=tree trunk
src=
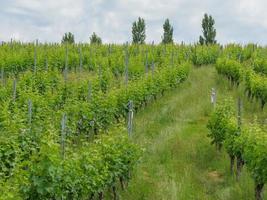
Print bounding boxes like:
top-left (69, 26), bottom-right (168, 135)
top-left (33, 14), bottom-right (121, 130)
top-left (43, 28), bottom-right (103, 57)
top-left (98, 192), bottom-right (104, 200)
top-left (216, 143), bottom-right (222, 152)
top-left (248, 90), bottom-right (252, 100)
top-left (236, 156), bottom-right (244, 180)
top-left (261, 100), bottom-right (265, 110)
top-left (229, 155), bottom-right (235, 175)
top-left (89, 193), bottom-right (94, 200)
top-left (119, 177), bottom-right (125, 190)
top-left (144, 99), bottom-right (147, 107)
top-left (255, 183), bottom-right (264, 200)
top-left (94, 127), bottom-right (98, 135)
top-left (115, 115), bottom-right (119, 123)
top-left (112, 185), bottom-right (117, 200)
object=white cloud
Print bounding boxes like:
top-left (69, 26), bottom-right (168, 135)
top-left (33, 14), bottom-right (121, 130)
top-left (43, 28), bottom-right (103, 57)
top-left (0, 0), bottom-right (267, 44)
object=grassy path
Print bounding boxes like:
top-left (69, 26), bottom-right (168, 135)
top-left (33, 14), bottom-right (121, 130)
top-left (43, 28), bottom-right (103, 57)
top-left (120, 66), bottom-right (266, 200)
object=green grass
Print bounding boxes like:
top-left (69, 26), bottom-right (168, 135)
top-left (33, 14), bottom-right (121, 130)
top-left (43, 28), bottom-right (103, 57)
top-left (117, 66), bottom-right (266, 200)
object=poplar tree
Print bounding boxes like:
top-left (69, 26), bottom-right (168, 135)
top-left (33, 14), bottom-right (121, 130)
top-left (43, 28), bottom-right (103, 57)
top-left (90, 32), bottom-right (102, 45)
top-left (61, 32), bottom-right (75, 44)
top-left (132, 17), bottom-right (146, 44)
top-left (199, 13), bottom-right (216, 45)
top-left (162, 19), bottom-right (174, 44)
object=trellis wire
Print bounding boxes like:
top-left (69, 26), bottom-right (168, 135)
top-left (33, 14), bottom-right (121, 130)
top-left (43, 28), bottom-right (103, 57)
top-left (64, 45), bottom-right (68, 83)
top-left (237, 97), bottom-right (242, 133)
top-left (98, 65), bottom-right (102, 84)
top-left (1, 67), bottom-right (4, 86)
top-left (125, 48), bottom-right (129, 85)
top-left (108, 44), bottom-right (112, 55)
top-left (45, 55), bottom-right (48, 71)
top-left (145, 49), bottom-right (148, 75)
top-left (13, 78), bottom-right (17, 102)
top-left (61, 113), bottom-right (67, 160)
top-left (171, 48), bottom-right (174, 67)
top-left (127, 100), bottom-right (134, 137)
top-left (28, 99), bottom-right (32, 127)
top-left (151, 60), bottom-right (155, 76)
top-left (34, 40), bottom-right (37, 74)
top-left (87, 81), bottom-right (92, 102)
top-left (79, 46), bottom-right (83, 74)
top-left (238, 53), bottom-right (242, 62)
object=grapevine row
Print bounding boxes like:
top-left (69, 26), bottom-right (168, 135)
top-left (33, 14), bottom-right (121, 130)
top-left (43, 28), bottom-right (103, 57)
top-left (207, 100), bottom-right (266, 200)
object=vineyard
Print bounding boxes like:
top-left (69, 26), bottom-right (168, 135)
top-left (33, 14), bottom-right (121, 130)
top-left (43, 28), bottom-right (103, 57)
top-left (0, 42), bottom-right (266, 200)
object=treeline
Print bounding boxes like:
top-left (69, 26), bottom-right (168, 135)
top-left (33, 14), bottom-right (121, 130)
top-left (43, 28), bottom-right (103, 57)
top-left (3, 13), bottom-right (217, 45)
top-left (64, 13), bottom-right (217, 45)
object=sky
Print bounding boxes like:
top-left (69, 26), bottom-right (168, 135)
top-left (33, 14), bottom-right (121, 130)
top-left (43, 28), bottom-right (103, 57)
top-left (1, 0), bottom-right (267, 44)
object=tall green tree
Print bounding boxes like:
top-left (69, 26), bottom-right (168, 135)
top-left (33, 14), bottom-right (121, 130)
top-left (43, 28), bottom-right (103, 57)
top-left (61, 32), bottom-right (75, 44)
top-left (161, 19), bottom-right (174, 44)
top-left (132, 17), bottom-right (146, 44)
top-left (90, 32), bottom-right (102, 45)
top-left (199, 13), bottom-right (216, 45)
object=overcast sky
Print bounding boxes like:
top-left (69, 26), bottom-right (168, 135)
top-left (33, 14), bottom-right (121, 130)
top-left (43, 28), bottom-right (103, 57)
top-left (1, 0), bottom-right (267, 44)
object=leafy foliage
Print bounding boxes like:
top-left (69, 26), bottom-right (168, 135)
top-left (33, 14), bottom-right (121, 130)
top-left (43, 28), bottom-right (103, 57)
top-left (192, 45), bottom-right (220, 65)
top-left (90, 32), bottom-right (102, 45)
top-left (132, 17), bottom-right (146, 44)
top-left (0, 43), bottom-right (193, 199)
top-left (239, 124), bottom-right (267, 185)
top-left (216, 58), bottom-right (243, 86)
top-left (252, 57), bottom-right (267, 76)
top-left (223, 117), bottom-right (240, 158)
top-left (207, 98), bottom-right (267, 199)
top-left (207, 99), bottom-right (234, 150)
top-left (61, 32), bottom-right (75, 44)
top-left (161, 19), bottom-right (173, 44)
top-left (199, 13), bottom-right (216, 45)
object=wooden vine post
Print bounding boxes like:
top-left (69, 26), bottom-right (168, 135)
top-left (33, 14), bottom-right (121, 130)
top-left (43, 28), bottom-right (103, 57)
top-left (28, 99), bottom-right (32, 130)
top-left (79, 46), bottom-right (83, 74)
top-left (13, 78), bottom-right (17, 102)
top-left (34, 39), bottom-right (38, 74)
top-left (44, 44), bottom-right (48, 71)
top-left (145, 49), bottom-right (148, 75)
top-left (87, 81), bottom-right (92, 102)
top-left (1, 67), bottom-right (4, 86)
top-left (171, 47), bottom-right (174, 67)
top-left (125, 48), bottom-right (129, 86)
top-left (211, 88), bottom-right (216, 108)
top-left (61, 113), bottom-right (67, 160)
top-left (127, 100), bottom-right (134, 137)
top-left (151, 60), bottom-right (155, 76)
top-left (236, 97), bottom-right (244, 180)
top-left (45, 51), bottom-right (48, 71)
top-left (64, 45), bottom-right (68, 83)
